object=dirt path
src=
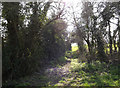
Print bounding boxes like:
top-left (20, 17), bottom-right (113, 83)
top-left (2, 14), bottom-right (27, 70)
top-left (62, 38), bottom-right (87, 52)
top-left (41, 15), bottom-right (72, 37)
top-left (45, 62), bottom-right (71, 85)
top-left (19, 61), bottom-right (71, 86)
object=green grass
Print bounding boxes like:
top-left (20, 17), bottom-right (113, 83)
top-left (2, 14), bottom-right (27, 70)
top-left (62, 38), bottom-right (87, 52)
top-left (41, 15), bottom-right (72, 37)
top-left (71, 45), bottom-right (79, 58)
top-left (72, 44), bottom-right (89, 52)
top-left (13, 57), bottom-right (119, 87)
top-left (58, 44), bottom-right (119, 86)
top-left (7, 48), bottom-right (119, 87)
top-left (54, 58), bottom-right (120, 86)
top-left (72, 45), bottom-right (78, 52)
top-left (72, 43), bottom-right (119, 54)
top-left (105, 44), bottom-right (119, 54)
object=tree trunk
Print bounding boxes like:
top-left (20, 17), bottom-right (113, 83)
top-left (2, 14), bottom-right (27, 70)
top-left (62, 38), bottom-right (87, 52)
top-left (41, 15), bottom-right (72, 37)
top-left (114, 39), bottom-right (117, 52)
top-left (2, 2), bottom-right (20, 79)
top-left (118, 19), bottom-right (120, 54)
top-left (108, 21), bottom-right (112, 55)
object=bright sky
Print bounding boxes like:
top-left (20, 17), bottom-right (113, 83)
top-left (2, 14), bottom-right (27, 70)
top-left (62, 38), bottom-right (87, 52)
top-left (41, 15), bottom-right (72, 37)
top-left (53, 0), bottom-right (118, 34)
top-left (61, 0), bottom-right (82, 32)
top-left (0, 0), bottom-right (118, 37)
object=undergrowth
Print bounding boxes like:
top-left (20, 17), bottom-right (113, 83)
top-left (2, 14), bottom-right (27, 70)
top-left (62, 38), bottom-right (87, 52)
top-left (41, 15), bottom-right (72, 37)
top-left (54, 58), bottom-right (120, 86)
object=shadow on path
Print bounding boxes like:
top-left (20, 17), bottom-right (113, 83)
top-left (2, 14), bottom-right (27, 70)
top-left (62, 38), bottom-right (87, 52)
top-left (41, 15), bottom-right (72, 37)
top-left (19, 58), bottom-right (71, 86)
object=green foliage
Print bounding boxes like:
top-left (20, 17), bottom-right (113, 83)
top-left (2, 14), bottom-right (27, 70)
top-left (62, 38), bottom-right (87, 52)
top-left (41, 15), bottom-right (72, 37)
top-left (2, 2), bottom-right (67, 84)
top-left (72, 51), bottom-right (79, 59)
top-left (42, 20), bottom-right (66, 60)
top-left (15, 82), bottom-right (30, 87)
top-left (70, 59), bottom-right (86, 72)
top-left (57, 56), bottom-right (67, 64)
top-left (65, 51), bottom-right (72, 58)
top-left (65, 45), bottom-right (79, 59)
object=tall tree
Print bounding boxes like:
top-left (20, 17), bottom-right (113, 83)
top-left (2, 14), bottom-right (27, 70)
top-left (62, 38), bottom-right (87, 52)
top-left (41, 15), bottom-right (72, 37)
top-left (2, 2), bottom-right (21, 80)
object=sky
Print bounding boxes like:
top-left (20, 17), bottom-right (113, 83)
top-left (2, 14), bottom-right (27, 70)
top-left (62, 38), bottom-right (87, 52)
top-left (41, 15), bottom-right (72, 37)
top-left (61, 0), bottom-right (82, 32)
top-left (52, 0), bottom-right (118, 34)
top-left (0, 0), bottom-right (118, 37)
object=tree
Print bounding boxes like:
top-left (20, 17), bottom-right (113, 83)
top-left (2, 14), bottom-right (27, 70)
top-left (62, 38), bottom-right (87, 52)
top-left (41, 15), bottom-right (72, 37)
top-left (2, 2), bottom-right (22, 80)
top-left (2, 1), bottom-right (53, 81)
top-left (42, 19), bottom-right (67, 60)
